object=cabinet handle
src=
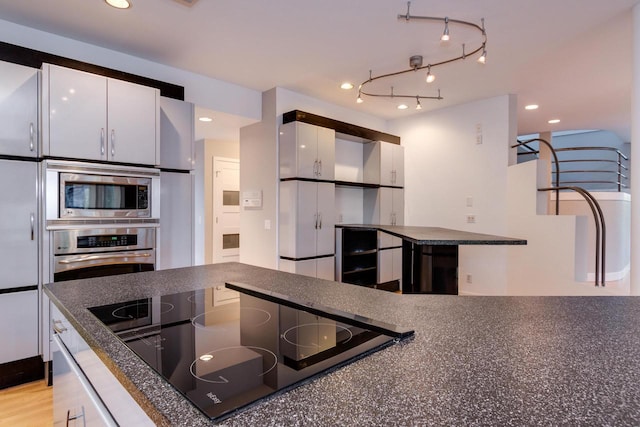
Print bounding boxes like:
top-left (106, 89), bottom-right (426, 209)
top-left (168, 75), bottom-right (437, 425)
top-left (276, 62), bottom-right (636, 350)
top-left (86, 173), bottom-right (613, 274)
top-left (66, 404), bottom-right (86, 427)
top-left (314, 213), bottom-right (318, 229)
top-left (313, 160), bottom-right (318, 177)
top-left (52, 319), bottom-right (67, 334)
top-left (100, 128), bottom-right (105, 155)
top-left (318, 212), bottom-right (322, 229)
top-left (30, 213), bottom-right (35, 240)
top-left (29, 122), bottom-right (35, 152)
top-left (110, 129), bottom-right (115, 157)
top-left (318, 160), bottom-right (322, 177)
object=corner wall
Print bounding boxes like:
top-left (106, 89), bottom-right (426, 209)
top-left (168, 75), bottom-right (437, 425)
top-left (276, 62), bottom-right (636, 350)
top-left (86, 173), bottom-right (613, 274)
top-left (388, 94), bottom-right (517, 295)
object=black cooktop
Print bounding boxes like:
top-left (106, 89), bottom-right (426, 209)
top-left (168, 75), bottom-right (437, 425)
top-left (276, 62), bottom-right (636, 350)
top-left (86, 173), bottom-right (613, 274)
top-left (88, 282), bottom-right (414, 422)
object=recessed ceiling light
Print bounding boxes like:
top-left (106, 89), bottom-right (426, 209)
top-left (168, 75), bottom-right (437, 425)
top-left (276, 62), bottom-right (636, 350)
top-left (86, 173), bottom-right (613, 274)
top-left (340, 82), bottom-right (354, 90)
top-left (397, 104), bottom-right (408, 110)
top-left (198, 117), bottom-right (213, 122)
top-left (548, 119), bottom-right (561, 124)
top-left (105, 0), bottom-right (131, 9)
top-left (199, 354), bottom-right (213, 362)
top-left (525, 104), bottom-right (539, 110)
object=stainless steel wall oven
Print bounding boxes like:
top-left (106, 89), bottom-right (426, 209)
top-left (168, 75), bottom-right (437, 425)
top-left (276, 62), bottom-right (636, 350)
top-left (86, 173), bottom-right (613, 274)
top-left (43, 160), bottom-right (160, 283)
top-left (52, 227), bottom-right (155, 282)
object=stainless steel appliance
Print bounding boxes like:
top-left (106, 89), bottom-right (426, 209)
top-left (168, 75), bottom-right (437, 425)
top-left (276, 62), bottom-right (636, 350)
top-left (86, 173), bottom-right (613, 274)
top-left (44, 160), bottom-right (160, 224)
top-left (52, 227), bottom-right (155, 282)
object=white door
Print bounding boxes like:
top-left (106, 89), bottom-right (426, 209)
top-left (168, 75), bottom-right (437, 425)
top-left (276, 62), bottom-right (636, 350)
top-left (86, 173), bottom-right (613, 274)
top-left (297, 122), bottom-right (318, 179)
top-left (212, 157), bottom-right (240, 263)
top-left (295, 180), bottom-right (318, 259)
top-left (316, 126), bottom-right (336, 180)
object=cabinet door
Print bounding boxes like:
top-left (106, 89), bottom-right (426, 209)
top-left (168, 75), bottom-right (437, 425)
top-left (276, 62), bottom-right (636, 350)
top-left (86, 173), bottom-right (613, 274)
top-left (379, 142), bottom-right (395, 186)
top-left (295, 181), bottom-right (318, 258)
top-left (159, 97), bottom-right (194, 170)
top-left (393, 189), bottom-right (404, 226)
top-left (392, 247), bottom-right (403, 286)
top-left (0, 61), bottom-right (38, 157)
top-left (159, 172), bottom-right (193, 269)
top-left (316, 126), bottom-right (335, 180)
top-left (0, 290), bottom-right (38, 363)
top-left (392, 144), bottom-right (405, 186)
top-left (378, 249), bottom-right (393, 284)
top-left (316, 256), bottom-right (335, 281)
top-left (316, 182), bottom-right (335, 256)
top-left (296, 122), bottom-right (318, 179)
top-left (52, 336), bottom-right (112, 427)
top-left (107, 78), bottom-right (158, 165)
top-left (46, 64), bottom-right (107, 161)
top-left (0, 159), bottom-right (37, 288)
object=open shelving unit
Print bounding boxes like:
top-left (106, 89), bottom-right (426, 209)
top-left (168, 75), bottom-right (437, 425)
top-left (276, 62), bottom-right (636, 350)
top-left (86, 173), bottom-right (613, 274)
top-left (340, 228), bottom-right (378, 287)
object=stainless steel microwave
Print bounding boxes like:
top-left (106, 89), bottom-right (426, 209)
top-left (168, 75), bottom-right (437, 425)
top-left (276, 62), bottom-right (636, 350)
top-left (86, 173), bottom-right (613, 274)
top-left (45, 160), bottom-right (160, 221)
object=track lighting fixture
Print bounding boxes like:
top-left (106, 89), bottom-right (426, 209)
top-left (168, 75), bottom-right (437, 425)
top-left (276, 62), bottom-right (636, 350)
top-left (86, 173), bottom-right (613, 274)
top-left (441, 17), bottom-right (450, 41)
top-left (356, 1), bottom-right (487, 109)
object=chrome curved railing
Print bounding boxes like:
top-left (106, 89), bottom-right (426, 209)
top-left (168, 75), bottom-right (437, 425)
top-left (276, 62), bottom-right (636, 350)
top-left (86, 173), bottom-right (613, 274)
top-left (512, 139), bottom-right (608, 287)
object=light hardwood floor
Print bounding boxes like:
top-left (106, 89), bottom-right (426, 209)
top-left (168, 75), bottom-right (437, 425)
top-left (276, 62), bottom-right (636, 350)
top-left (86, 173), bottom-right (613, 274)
top-left (0, 380), bottom-right (52, 426)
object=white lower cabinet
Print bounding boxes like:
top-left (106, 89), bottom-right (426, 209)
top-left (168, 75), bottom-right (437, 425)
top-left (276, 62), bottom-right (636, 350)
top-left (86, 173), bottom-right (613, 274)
top-left (0, 290), bottom-right (38, 364)
top-left (279, 180), bottom-right (335, 258)
top-left (51, 304), bottom-right (154, 427)
top-left (378, 247), bottom-right (402, 286)
top-left (279, 257), bottom-right (335, 281)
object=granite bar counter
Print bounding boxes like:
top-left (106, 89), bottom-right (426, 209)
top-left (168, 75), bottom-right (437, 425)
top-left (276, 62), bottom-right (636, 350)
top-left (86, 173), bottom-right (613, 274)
top-left (45, 262), bottom-right (640, 426)
top-left (337, 225), bottom-right (526, 294)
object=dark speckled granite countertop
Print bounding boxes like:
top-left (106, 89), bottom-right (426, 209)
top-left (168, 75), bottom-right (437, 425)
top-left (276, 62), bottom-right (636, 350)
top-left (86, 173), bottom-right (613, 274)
top-left (336, 224), bottom-right (527, 245)
top-left (45, 262), bottom-right (640, 426)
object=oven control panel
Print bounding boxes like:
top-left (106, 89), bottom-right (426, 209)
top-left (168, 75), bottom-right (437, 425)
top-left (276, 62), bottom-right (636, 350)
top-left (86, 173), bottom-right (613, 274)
top-left (77, 234), bottom-right (138, 248)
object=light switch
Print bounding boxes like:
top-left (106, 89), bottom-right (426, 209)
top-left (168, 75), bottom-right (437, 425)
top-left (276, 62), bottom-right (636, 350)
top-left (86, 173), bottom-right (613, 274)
top-left (466, 196), bottom-right (473, 207)
top-left (264, 219), bottom-right (271, 230)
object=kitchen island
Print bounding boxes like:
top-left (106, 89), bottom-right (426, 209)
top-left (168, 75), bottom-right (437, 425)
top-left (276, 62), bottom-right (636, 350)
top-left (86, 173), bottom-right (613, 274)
top-left (46, 263), bottom-right (640, 426)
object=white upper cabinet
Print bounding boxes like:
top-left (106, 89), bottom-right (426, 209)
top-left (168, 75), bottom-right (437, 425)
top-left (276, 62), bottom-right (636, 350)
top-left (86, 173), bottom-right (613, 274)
top-left (363, 141), bottom-right (404, 186)
top-left (0, 61), bottom-right (39, 157)
top-left (42, 63), bottom-right (159, 166)
top-left (107, 78), bottom-right (159, 165)
top-left (159, 96), bottom-right (194, 170)
top-left (279, 121), bottom-right (335, 180)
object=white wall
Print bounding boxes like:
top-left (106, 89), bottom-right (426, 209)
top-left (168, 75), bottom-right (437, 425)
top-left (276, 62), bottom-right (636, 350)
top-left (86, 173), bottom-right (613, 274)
top-left (389, 94), bottom-right (517, 295)
top-left (239, 89), bottom-right (279, 269)
top-left (238, 87), bottom-right (389, 269)
top-left (0, 19), bottom-right (261, 120)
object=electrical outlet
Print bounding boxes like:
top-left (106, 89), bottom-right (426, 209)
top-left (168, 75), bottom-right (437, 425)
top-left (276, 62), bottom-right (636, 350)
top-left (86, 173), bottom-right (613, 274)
top-left (475, 123), bottom-right (483, 144)
top-left (466, 274), bottom-right (473, 284)
top-left (466, 214), bottom-right (476, 224)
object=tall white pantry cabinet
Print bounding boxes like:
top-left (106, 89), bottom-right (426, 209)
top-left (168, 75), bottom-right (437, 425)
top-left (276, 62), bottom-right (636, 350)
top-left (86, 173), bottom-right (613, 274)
top-left (0, 61), bottom-right (40, 372)
top-left (279, 121), bottom-right (336, 280)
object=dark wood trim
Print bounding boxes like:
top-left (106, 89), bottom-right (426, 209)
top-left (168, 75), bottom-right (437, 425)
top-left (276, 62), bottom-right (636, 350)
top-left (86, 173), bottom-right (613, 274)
top-left (279, 254), bottom-right (335, 262)
top-left (280, 178), bottom-right (404, 190)
top-left (0, 155), bottom-right (41, 163)
top-left (283, 110), bottom-right (401, 145)
top-left (0, 41), bottom-right (184, 100)
top-left (0, 285), bottom-right (38, 295)
top-left (0, 356), bottom-right (44, 390)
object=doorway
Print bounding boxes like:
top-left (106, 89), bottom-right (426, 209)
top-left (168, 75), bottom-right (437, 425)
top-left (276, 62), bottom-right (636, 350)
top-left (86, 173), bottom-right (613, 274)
top-left (212, 157), bottom-right (240, 263)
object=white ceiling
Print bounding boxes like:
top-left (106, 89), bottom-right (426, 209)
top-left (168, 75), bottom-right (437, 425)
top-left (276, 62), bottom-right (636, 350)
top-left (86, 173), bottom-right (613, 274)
top-left (0, 0), bottom-right (636, 141)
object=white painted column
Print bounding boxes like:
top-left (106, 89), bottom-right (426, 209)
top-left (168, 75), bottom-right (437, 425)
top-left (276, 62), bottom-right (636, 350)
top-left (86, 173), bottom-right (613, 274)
top-left (630, 5), bottom-right (640, 294)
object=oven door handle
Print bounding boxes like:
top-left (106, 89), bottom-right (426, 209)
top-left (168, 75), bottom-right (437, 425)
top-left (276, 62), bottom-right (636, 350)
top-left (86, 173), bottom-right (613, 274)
top-left (58, 253), bottom-right (153, 264)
